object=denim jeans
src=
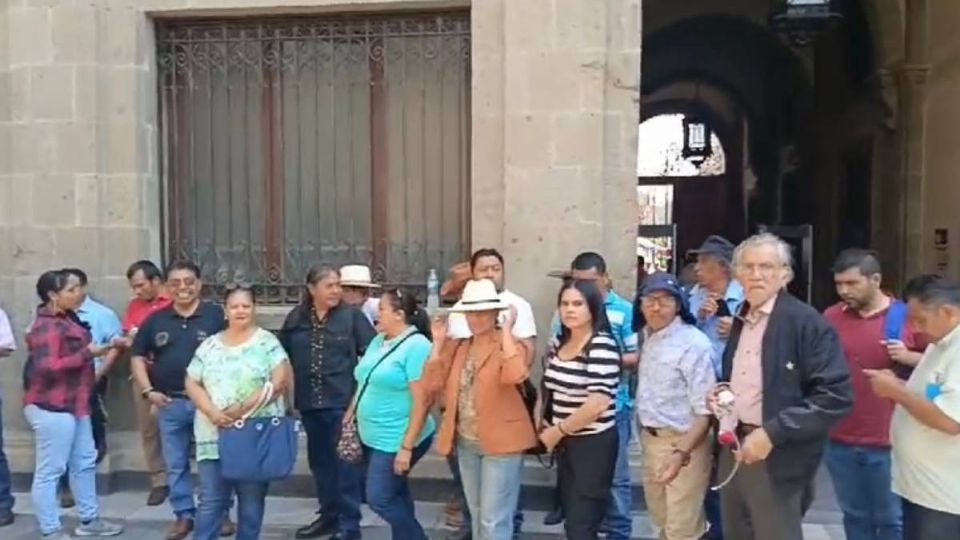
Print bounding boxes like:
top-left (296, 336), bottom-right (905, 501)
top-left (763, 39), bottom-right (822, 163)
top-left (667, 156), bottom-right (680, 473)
top-left (301, 408), bottom-right (363, 534)
top-left (449, 450), bottom-right (525, 536)
top-left (903, 498), bottom-right (960, 540)
top-left (24, 405), bottom-right (99, 535)
top-left (0, 395), bottom-right (15, 513)
top-left (157, 397), bottom-right (197, 518)
top-left (824, 441), bottom-right (903, 540)
top-left (602, 406), bottom-right (633, 540)
top-left (365, 436), bottom-right (432, 540)
top-left (457, 441), bottom-right (524, 540)
top-left (194, 460), bottom-right (269, 540)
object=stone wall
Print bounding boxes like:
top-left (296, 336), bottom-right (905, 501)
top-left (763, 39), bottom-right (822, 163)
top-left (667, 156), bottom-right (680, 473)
top-left (0, 0), bottom-right (641, 475)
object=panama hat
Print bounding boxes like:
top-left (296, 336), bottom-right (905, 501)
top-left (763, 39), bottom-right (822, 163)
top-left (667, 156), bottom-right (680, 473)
top-left (339, 265), bottom-right (380, 288)
top-left (450, 279), bottom-right (508, 312)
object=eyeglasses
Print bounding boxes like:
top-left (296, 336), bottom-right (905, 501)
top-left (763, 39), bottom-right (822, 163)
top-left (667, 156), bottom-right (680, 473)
top-left (640, 295), bottom-right (676, 308)
top-left (737, 262), bottom-right (788, 277)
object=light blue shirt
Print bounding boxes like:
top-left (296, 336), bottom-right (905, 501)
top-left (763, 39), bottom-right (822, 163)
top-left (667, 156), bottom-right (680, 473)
top-left (688, 280), bottom-right (745, 377)
top-left (76, 296), bottom-right (123, 370)
top-left (551, 290), bottom-right (639, 410)
top-left (354, 327), bottom-right (436, 453)
top-left (635, 317), bottom-right (716, 431)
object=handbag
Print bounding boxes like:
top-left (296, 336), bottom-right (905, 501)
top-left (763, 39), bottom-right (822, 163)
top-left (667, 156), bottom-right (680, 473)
top-left (219, 382), bottom-right (300, 482)
top-left (337, 333), bottom-right (417, 464)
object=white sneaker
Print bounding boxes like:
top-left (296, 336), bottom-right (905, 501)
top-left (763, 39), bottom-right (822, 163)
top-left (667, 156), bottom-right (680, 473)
top-left (74, 518), bottom-right (125, 537)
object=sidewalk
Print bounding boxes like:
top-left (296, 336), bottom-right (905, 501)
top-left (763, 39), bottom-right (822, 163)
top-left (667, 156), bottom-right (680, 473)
top-left (3, 491), bottom-right (846, 539)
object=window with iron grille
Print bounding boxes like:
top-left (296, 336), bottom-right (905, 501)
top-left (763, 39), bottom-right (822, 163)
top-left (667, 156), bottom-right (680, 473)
top-left (156, 13), bottom-right (471, 304)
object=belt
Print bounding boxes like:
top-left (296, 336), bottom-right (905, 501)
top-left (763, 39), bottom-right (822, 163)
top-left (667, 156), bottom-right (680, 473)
top-left (164, 391), bottom-right (189, 399)
top-left (736, 423), bottom-right (760, 439)
top-left (645, 426), bottom-right (662, 437)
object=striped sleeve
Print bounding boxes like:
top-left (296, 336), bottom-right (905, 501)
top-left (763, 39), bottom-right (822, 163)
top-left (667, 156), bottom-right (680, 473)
top-left (584, 333), bottom-right (621, 396)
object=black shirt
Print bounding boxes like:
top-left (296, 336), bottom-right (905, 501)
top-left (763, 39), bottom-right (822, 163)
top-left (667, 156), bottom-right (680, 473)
top-left (279, 302), bottom-right (376, 411)
top-left (132, 301), bottom-right (226, 393)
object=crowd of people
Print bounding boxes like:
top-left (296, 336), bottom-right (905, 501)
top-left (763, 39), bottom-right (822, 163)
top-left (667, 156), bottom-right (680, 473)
top-left (0, 232), bottom-right (957, 540)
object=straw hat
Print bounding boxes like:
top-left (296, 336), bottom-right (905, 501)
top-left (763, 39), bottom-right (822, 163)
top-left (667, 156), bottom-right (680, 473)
top-left (339, 265), bottom-right (380, 288)
top-left (450, 279), bottom-right (507, 312)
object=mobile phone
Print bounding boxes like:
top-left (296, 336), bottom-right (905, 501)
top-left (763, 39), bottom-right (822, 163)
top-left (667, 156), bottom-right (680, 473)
top-left (715, 300), bottom-right (731, 318)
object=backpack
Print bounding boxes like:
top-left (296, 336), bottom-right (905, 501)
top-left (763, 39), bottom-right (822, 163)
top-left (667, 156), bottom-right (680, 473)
top-left (884, 300), bottom-right (909, 341)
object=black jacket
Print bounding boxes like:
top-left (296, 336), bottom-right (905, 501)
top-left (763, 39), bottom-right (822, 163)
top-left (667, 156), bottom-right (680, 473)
top-left (722, 291), bottom-right (853, 484)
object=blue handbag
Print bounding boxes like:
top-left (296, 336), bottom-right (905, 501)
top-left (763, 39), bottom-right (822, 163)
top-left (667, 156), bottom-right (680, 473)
top-left (218, 383), bottom-right (300, 482)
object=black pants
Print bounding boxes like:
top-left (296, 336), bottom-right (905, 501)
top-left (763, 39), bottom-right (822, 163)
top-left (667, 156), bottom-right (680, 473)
top-left (557, 427), bottom-right (618, 540)
top-left (904, 499), bottom-right (960, 540)
top-left (60, 380), bottom-right (108, 493)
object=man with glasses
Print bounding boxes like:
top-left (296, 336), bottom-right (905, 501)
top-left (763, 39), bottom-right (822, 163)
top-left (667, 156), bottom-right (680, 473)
top-left (130, 261), bottom-right (234, 540)
top-left (708, 233), bottom-right (853, 540)
top-left (635, 272), bottom-right (716, 539)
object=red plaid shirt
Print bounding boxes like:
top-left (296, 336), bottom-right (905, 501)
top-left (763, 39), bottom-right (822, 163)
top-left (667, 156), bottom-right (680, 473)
top-left (23, 307), bottom-right (95, 416)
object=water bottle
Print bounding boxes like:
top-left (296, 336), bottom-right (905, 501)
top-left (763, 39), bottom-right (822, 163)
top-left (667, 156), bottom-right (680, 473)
top-left (426, 268), bottom-right (440, 311)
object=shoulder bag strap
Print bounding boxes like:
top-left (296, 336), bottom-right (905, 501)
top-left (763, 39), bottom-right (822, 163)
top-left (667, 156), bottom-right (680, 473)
top-left (355, 332), bottom-right (418, 408)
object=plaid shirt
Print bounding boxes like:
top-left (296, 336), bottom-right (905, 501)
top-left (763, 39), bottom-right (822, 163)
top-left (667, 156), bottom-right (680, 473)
top-left (23, 307), bottom-right (96, 416)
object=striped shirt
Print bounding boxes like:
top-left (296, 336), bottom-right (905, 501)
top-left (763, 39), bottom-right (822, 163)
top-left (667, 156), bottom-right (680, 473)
top-left (543, 332), bottom-right (621, 435)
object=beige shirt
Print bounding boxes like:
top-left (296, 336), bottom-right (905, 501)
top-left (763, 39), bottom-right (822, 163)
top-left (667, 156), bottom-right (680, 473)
top-left (892, 322), bottom-right (960, 514)
top-left (456, 351), bottom-right (480, 442)
top-left (730, 295), bottom-right (777, 425)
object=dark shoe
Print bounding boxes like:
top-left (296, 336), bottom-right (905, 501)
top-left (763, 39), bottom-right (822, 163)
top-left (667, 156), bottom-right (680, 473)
top-left (542, 507), bottom-right (564, 526)
top-left (446, 527), bottom-right (471, 540)
top-left (164, 517), bottom-right (194, 540)
top-left (0, 509), bottom-right (13, 527)
top-left (329, 532), bottom-right (361, 540)
top-left (59, 488), bottom-right (76, 509)
top-left (295, 516), bottom-right (338, 539)
top-left (219, 516), bottom-right (236, 537)
top-left (146, 486), bottom-right (169, 507)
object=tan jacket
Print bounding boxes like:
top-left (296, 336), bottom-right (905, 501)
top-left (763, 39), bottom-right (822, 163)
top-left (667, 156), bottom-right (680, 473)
top-left (420, 333), bottom-right (537, 456)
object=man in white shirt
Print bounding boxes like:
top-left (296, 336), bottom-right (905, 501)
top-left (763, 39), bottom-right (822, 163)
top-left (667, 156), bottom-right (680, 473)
top-left (0, 305), bottom-right (16, 526)
top-left (444, 248), bottom-right (537, 540)
top-left (865, 274), bottom-right (960, 540)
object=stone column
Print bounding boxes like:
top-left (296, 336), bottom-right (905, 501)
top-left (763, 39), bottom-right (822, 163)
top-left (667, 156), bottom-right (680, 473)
top-left (472, 0), bottom-right (642, 319)
top-left (899, 0), bottom-right (930, 279)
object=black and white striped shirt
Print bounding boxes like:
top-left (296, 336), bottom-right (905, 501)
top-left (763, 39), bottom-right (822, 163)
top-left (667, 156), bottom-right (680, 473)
top-left (542, 332), bottom-right (621, 436)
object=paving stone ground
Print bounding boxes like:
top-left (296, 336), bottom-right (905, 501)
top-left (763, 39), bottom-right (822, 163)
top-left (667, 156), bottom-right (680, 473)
top-left (2, 491), bottom-right (846, 539)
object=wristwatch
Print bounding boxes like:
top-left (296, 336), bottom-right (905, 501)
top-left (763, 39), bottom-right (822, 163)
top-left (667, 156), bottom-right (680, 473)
top-left (140, 387), bottom-right (156, 399)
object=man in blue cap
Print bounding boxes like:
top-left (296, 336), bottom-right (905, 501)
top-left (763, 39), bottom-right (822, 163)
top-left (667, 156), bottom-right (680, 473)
top-left (634, 272), bottom-right (716, 540)
top-left (686, 235), bottom-right (744, 539)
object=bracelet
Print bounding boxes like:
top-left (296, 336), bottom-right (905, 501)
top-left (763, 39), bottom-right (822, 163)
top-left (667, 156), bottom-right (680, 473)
top-left (140, 387), bottom-right (155, 398)
top-left (556, 422), bottom-right (571, 436)
top-left (400, 445), bottom-right (413, 452)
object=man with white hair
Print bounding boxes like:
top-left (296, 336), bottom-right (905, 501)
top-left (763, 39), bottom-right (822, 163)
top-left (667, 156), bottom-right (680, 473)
top-left (709, 233), bottom-right (853, 540)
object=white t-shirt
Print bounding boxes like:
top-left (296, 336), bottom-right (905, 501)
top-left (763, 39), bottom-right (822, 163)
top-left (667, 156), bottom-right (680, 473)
top-left (447, 289), bottom-right (537, 340)
top-left (361, 297), bottom-right (380, 326)
top-left (891, 323), bottom-right (960, 514)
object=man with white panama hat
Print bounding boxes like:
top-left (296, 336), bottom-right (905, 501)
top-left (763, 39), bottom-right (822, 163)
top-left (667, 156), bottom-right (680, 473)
top-left (340, 265), bottom-right (381, 327)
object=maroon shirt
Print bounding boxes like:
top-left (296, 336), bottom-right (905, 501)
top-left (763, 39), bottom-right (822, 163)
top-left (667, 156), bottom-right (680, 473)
top-left (23, 307), bottom-right (96, 416)
top-left (824, 301), bottom-right (921, 446)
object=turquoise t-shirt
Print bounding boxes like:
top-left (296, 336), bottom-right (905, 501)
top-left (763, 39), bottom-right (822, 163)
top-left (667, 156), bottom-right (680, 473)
top-left (354, 328), bottom-right (436, 453)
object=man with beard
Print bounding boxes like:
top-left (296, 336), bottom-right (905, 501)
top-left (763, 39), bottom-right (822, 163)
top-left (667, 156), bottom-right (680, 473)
top-left (824, 249), bottom-right (924, 540)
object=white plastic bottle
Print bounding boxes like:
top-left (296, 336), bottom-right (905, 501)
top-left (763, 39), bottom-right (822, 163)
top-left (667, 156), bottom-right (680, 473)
top-left (426, 268), bottom-right (440, 311)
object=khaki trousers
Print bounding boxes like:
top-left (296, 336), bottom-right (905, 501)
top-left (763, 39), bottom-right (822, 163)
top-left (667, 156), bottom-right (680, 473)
top-left (641, 428), bottom-right (712, 540)
top-left (132, 379), bottom-right (167, 488)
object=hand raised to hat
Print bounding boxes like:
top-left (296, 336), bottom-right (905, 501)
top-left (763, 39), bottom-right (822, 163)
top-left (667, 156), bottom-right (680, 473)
top-left (430, 313), bottom-right (448, 345)
top-left (501, 305), bottom-right (518, 334)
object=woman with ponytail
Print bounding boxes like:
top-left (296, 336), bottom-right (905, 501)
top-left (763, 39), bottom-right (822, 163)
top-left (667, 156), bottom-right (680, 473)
top-left (346, 288), bottom-right (435, 539)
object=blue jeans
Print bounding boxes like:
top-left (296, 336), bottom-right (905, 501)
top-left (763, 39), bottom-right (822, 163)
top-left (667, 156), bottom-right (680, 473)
top-left (457, 441), bottom-right (523, 540)
top-left (157, 397), bottom-right (197, 518)
top-left (0, 396), bottom-right (15, 513)
top-left (602, 407), bottom-right (633, 539)
top-left (301, 408), bottom-right (363, 534)
top-left (194, 460), bottom-right (269, 540)
top-left (365, 436), bottom-right (432, 540)
top-left (449, 451), bottom-right (525, 536)
top-left (24, 405), bottom-right (99, 535)
top-left (825, 441), bottom-right (903, 540)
